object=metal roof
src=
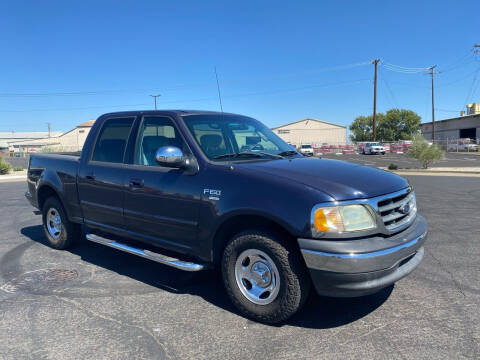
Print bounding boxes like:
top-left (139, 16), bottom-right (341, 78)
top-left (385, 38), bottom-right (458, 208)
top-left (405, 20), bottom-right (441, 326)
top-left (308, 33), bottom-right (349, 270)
top-left (271, 118), bottom-right (346, 130)
top-left (0, 131), bottom-right (63, 148)
top-left (0, 131), bottom-right (62, 139)
top-left (77, 120), bottom-right (95, 127)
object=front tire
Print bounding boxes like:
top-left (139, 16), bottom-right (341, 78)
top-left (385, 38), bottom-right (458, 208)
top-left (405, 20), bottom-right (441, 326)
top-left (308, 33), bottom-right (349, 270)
top-left (42, 197), bottom-right (80, 249)
top-left (221, 231), bottom-right (310, 324)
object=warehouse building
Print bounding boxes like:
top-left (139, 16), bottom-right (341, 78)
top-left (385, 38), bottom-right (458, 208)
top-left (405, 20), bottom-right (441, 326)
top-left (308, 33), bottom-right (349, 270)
top-left (421, 103), bottom-right (480, 140)
top-left (8, 120), bottom-right (95, 154)
top-left (272, 118), bottom-right (346, 147)
top-left (0, 131), bottom-right (63, 153)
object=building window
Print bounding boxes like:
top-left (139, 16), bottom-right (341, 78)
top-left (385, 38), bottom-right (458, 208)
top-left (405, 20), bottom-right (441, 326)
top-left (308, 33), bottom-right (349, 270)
top-left (79, 130), bottom-right (85, 133)
top-left (278, 129), bottom-right (290, 134)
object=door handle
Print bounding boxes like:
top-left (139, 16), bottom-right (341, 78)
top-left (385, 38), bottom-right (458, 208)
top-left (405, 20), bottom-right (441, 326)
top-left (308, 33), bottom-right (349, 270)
top-left (129, 178), bottom-right (144, 189)
top-left (86, 172), bottom-right (95, 180)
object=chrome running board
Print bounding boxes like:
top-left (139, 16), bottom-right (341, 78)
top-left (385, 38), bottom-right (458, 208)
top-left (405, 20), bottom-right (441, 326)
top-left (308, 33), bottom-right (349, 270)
top-left (85, 234), bottom-right (204, 271)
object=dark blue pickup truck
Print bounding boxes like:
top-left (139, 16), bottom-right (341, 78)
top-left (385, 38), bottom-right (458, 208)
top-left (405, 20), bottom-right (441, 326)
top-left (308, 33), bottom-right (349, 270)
top-left (25, 110), bottom-right (427, 323)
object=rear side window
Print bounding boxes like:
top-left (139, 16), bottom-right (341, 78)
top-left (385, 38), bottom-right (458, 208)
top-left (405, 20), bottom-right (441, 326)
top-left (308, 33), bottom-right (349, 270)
top-left (92, 117), bottom-right (134, 163)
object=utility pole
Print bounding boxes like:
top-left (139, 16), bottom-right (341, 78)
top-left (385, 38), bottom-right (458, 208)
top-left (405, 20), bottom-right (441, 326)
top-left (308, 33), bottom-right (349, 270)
top-left (427, 65), bottom-right (438, 141)
top-left (47, 123), bottom-right (51, 138)
top-left (372, 59), bottom-right (380, 141)
top-left (150, 94), bottom-right (161, 110)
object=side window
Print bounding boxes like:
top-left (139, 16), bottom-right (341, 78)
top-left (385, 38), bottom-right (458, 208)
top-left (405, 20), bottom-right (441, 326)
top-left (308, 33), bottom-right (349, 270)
top-left (189, 122), bottom-right (228, 158)
top-left (135, 116), bottom-right (188, 166)
top-left (92, 117), bottom-right (134, 163)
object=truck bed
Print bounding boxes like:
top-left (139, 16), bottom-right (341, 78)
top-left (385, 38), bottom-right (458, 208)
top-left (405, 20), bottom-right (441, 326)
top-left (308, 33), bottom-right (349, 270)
top-left (27, 153), bottom-right (82, 221)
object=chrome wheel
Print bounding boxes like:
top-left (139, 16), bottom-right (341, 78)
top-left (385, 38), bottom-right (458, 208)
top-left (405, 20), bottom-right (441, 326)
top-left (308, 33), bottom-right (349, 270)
top-left (46, 208), bottom-right (62, 240)
top-left (234, 249), bottom-right (280, 305)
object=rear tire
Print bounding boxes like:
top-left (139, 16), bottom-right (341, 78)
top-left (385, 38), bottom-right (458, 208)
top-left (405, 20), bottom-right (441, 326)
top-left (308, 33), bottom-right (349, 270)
top-left (221, 231), bottom-right (310, 324)
top-left (42, 197), bottom-right (80, 249)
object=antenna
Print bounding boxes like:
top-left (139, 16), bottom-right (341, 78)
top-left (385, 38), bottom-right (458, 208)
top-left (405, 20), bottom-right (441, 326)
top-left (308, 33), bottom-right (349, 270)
top-left (214, 66), bottom-right (224, 112)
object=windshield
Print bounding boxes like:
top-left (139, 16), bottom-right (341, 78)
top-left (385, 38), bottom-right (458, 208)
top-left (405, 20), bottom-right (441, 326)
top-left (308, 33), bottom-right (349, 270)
top-left (301, 145), bottom-right (312, 149)
top-left (369, 143), bottom-right (382, 146)
top-left (182, 114), bottom-right (295, 160)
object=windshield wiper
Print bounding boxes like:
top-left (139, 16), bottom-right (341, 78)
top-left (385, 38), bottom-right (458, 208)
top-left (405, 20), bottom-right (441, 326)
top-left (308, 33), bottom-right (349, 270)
top-left (256, 151), bottom-right (284, 159)
top-left (213, 151), bottom-right (284, 160)
top-left (213, 152), bottom-right (263, 160)
top-left (277, 150), bottom-right (299, 157)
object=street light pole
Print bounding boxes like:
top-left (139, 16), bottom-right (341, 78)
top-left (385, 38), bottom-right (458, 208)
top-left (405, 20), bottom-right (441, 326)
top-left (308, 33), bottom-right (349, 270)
top-left (150, 94), bottom-right (161, 110)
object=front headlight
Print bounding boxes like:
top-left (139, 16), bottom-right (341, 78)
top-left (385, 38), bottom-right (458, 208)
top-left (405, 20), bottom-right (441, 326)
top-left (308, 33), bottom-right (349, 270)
top-left (312, 204), bottom-right (376, 235)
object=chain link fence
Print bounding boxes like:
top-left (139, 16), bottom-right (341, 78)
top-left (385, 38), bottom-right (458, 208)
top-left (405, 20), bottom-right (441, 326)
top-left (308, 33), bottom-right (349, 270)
top-left (430, 138), bottom-right (479, 152)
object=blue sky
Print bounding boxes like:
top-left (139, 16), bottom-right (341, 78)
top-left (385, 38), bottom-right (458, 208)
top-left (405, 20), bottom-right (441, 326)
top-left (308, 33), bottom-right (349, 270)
top-left (1, 0), bottom-right (479, 133)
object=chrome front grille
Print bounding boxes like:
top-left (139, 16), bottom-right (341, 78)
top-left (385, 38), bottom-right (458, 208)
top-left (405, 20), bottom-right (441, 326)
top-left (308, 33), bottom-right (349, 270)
top-left (377, 190), bottom-right (417, 232)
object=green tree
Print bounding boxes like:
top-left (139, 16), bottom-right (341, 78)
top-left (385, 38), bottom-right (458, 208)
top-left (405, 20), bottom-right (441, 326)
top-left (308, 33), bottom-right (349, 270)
top-left (349, 109), bottom-right (421, 142)
top-left (408, 134), bottom-right (444, 169)
top-left (349, 114), bottom-right (385, 142)
top-left (378, 109), bottom-right (421, 141)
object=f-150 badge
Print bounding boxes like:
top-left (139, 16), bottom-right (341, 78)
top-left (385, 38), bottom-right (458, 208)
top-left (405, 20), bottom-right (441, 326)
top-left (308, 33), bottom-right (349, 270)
top-left (204, 188), bottom-right (221, 201)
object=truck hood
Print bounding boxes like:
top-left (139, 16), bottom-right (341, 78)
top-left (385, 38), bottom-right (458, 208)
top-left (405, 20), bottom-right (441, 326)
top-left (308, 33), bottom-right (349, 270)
top-left (236, 157), bottom-right (408, 201)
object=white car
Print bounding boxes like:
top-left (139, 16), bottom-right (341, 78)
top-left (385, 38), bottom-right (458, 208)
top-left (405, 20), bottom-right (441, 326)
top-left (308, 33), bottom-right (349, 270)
top-left (447, 140), bottom-right (478, 152)
top-left (363, 142), bottom-right (386, 155)
top-left (299, 144), bottom-right (314, 156)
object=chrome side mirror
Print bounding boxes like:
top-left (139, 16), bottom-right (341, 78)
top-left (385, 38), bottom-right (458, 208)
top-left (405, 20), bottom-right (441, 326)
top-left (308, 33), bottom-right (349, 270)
top-left (155, 146), bottom-right (185, 168)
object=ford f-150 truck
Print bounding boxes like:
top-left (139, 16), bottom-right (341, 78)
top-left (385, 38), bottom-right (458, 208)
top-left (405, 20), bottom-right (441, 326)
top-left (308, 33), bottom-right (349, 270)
top-left (25, 110), bottom-right (427, 324)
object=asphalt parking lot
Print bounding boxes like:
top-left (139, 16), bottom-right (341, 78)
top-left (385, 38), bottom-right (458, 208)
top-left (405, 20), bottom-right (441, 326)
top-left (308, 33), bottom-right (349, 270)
top-left (0, 177), bottom-right (479, 360)
top-left (320, 152), bottom-right (480, 169)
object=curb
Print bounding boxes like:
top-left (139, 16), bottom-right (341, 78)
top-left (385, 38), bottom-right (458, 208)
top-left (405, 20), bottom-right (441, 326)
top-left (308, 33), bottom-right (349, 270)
top-left (0, 175), bottom-right (27, 182)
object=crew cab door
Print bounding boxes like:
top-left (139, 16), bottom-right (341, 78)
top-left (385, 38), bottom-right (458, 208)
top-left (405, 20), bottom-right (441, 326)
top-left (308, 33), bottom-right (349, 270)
top-left (123, 115), bottom-right (200, 253)
top-left (77, 116), bottom-right (136, 231)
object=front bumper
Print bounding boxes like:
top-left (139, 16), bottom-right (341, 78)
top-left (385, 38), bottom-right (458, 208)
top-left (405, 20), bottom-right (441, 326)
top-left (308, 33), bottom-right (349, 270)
top-left (25, 191), bottom-right (36, 207)
top-left (298, 215), bottom-right (427, 297)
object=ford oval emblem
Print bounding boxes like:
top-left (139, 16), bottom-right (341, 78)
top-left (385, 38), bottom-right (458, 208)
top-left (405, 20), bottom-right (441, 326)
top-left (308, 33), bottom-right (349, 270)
top-left (399, 203), bottom-right (410, 214)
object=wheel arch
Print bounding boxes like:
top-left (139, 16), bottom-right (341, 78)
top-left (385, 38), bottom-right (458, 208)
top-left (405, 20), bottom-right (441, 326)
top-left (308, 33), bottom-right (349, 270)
top-left (37, 184), bottom-right (66, 215)
top-left (211, 212), bottom-right (299, 265)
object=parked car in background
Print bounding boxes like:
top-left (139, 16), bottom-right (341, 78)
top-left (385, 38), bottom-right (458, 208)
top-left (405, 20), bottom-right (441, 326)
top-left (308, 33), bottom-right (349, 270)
top-left (447, 138), bottom-right (479, 152)
top-left (299, 144), bottom-right (314, 156)
top-left (25, 110), bottom-right (426, 324)
top-left (363, 142), bottom-right (386, 155)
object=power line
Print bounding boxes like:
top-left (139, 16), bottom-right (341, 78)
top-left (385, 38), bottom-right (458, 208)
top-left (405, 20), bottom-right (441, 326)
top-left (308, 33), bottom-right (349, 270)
top-left (0, 84), bottom-right (214, 98)
top-left (439, 50), bottom-right (475, 73)
top-left (381, 74), bottom-right (399, 109)
top-left (0, 102), bottom-right (151, 113)
top-left (0, 78), bottom-right (371, 113)
top-left (381, 61), bottom-right (430, 74)
top-left (0, 61), bottom-right (372, 98)
top-left (463, 67), bottom-right (480, 106)
top-left (435, 108), bottom-right (463, 113)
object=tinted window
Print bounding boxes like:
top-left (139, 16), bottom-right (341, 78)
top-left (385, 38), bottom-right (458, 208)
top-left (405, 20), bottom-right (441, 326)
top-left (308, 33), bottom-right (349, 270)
top-left (183, 114), bottom-right (292, 160)
top-left (135, 116), bottom-right (188, 166)
top-left (187, 122), bottom-right (228, 158)
top-left (92, 117), bottom-right (134, 163)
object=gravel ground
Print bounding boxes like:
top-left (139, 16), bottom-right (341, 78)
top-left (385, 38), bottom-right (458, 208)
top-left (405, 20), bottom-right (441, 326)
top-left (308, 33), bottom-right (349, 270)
top-left (0, 177), bottom-right (479, 359)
